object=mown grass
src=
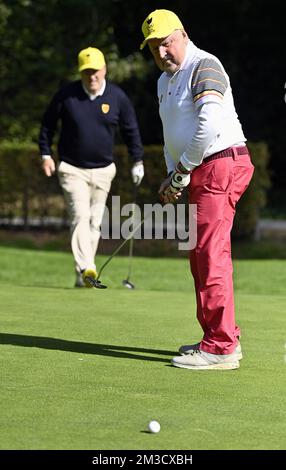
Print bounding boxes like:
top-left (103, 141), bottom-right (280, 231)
top-left (0, 246), bottom-right (285, 450)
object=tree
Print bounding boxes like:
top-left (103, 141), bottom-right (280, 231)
top-left (0, 0), bottom-right (149, 140)
top-left (0, 0), bottom-right (285, 209)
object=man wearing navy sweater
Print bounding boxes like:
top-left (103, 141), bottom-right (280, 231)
top-left (39, 47), bottom-right (144, 287)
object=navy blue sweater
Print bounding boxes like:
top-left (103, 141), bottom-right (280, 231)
top-left (39, 80), bottom-right (143, 168)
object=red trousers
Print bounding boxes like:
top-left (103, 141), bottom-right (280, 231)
top-left (189, 147), bottom-right (254, 354)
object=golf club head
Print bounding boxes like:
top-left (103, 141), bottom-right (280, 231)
top-left (122, 279), bottom-right (135, 289)
top-left (85, 276), bottom-right (107, 289)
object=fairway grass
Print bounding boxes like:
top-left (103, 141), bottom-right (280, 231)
top-left (0, 247), bottom-right (285, 450)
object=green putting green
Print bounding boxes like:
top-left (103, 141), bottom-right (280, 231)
top-left (0, 247), bottom-right (285, 450)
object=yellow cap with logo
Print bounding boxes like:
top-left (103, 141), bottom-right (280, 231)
top-left (140, 9), bottom-right (183, 50)
top-left (78, 47), bottom-right (106, 72)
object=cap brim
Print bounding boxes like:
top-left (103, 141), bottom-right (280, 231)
top-left (79, 63), bottom-right (105, 72)
top-left (140, 32), bottom-right (164, 50)
top-left (140, 28), bottom-right (182, 50)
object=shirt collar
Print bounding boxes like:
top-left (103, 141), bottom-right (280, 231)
top-left (81, 79), bottom-right (106, 100)
top-left (179, 40), bottom-right (197, 71)
top-left (165, 40), bottom-right (197, 79)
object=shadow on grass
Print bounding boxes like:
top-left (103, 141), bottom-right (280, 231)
top-left (0, 332), bottom-right (175, 363)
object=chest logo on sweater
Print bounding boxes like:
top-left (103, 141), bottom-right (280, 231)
top-left (101, 104), bottom-right (110, 114)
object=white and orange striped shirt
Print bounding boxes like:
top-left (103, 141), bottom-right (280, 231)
top-left (158, 40), bottom-right (246, 172)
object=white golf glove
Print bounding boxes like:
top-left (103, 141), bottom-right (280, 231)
top-left (169, 162), bottom-right (191, 193)
top-left (131, 161), bottom-right (144, 186)
top-left (160, 163), bottom-right (191, 204)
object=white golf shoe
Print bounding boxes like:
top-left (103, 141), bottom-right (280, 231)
top-left (179, 341), bottom-right (243, 360)
top-left (172, 349), bottom-right (239, 370)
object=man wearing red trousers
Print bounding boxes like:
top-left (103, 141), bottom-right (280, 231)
top-left (140, 9), bottom-right (254, 370)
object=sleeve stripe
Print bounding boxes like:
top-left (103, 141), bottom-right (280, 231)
top-left (192, 78), bottom-right (227, 90)
top-left (195, 67), bottom-right (225, 76)
top-left (191, 58), bottom-right (228, 102)
top-left (193, 90), bottom-right (223, 103)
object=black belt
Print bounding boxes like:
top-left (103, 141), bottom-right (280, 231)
top-left (202, 146), bottom-right (249, 164)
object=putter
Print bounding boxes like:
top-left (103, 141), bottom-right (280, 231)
top-left (122, 184), bottom-right (138, 289)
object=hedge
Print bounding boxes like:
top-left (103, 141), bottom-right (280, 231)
top-left (0, 141), bottom-right (270, 238)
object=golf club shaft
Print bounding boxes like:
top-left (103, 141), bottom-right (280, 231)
top-left (97, 206), bottom-right (149, 281)
top-left (126, 235), bottom-right (134, 281)
top-left (125, 185), bottom-right (138, 281)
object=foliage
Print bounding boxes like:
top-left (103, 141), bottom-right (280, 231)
top-left (232, 142), bottom-right (271, 237)
top-left (0, 0), bottom-right (151, 141)
top-left (0, 141), bottom-right (64, 225)
top-left (0, 0), bottom-right (284, 198)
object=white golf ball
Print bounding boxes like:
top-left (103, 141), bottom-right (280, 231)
top-left (148, 420), bottom-right (160, 433)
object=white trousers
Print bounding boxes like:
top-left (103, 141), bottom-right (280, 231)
top-left (58, 161), bottom-right (116, 274)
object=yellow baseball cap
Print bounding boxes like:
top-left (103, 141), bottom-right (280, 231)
top-left (140, 9), bottom-right (183, 50)
top-left (78, 47), bottom-right (106, 72)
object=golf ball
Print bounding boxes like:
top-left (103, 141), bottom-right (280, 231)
top-left (148, 420), bottom-right (160, 433)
